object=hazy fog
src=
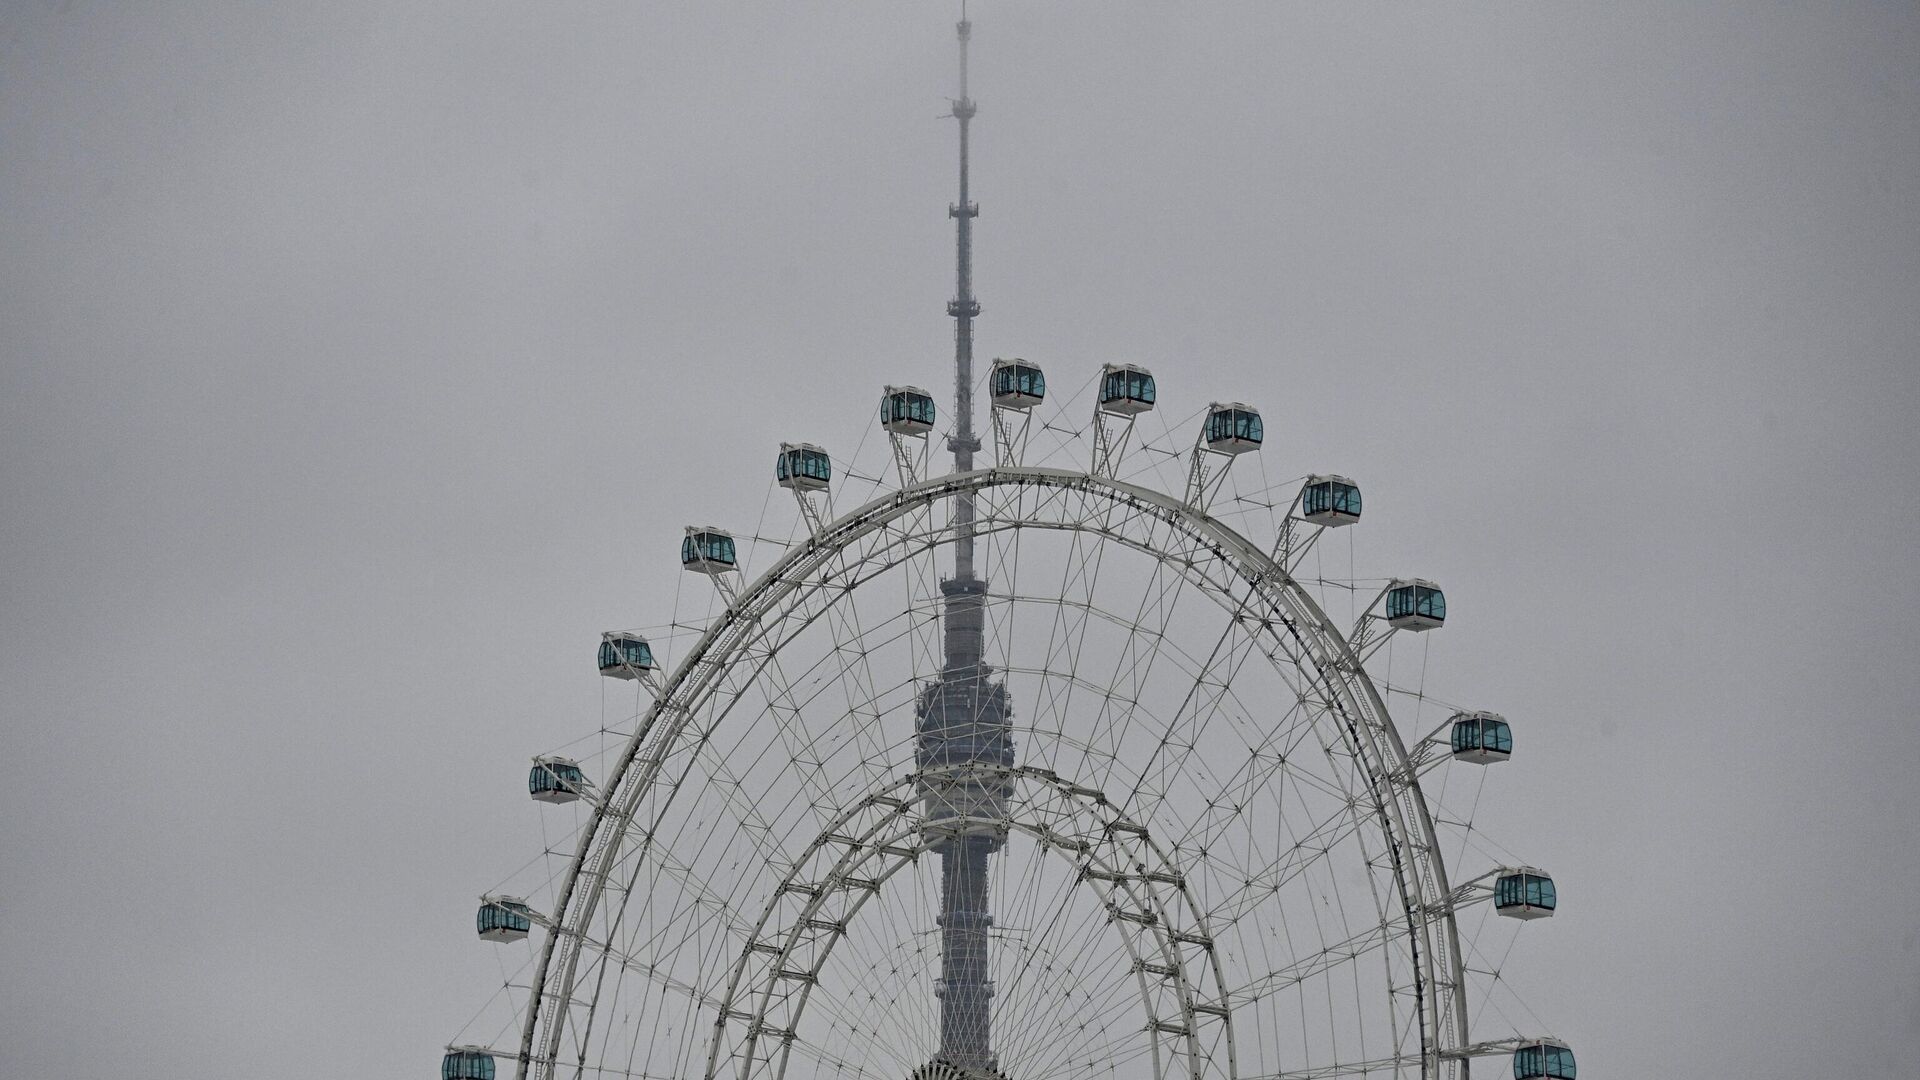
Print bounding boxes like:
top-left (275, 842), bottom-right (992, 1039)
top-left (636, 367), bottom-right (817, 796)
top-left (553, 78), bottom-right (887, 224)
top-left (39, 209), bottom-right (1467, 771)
top-left (2, 3), bottom-right (1915, 1077)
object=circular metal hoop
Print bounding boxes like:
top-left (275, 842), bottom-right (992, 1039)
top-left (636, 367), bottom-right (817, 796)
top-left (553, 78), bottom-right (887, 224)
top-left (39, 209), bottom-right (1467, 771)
top-left (516, 466), bottom-right (1470, 1080)
top-left (709, 766), bottom-right (1236, 1080)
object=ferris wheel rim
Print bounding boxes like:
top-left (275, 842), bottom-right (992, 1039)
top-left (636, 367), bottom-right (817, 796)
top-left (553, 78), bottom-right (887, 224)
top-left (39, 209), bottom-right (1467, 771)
top-left (709, 764), bottom-right (1238, 1080)
top-left (513, 464), bottom-right (1470, 1080)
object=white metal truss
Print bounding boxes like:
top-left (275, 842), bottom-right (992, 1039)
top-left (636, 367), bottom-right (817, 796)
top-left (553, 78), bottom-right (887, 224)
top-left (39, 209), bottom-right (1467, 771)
top-left (789, 484), bottom-right (830, 538)
top-left (1271, 482), bottom-right (1332, 573)
top-left (1181, 442), bottom-right (1236, 512)
top-left (498, 467), bottom-right (1509, 1080)
top-left (890, 428), bottom-right (929, 488)
top-left (1091, 408), bottom-right (1139, 480)
top-left (990, 403), bottom-right (1034, 468)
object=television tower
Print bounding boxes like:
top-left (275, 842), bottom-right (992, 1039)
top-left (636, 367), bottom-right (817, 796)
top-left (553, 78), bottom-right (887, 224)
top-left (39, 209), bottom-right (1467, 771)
top-left (913, 5), bottom-right (1014, 1079)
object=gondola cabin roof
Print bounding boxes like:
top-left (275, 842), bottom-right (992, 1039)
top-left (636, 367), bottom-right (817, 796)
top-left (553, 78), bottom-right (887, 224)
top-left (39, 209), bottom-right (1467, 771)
top-left (1097, 364), bottom-right (1156, 416)
top-left (1203, 402), bottom-right (1263, 454)
top-left (989, 359), bottom-right (1046, 410)
top-left (1301, 475), bottom-right (1362, 526)
top-left (776, 443), bottom-right (832, 491)
top-left (881, 385), bottom-right (936, 435)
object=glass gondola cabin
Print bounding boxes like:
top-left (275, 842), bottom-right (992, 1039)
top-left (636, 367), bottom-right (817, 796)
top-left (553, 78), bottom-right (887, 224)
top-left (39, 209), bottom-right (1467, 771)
top-left (881, 386), bottom-right (936, 436)
top-left (776, 442), bottom-right (831, 492)
top-left (476, 897), bottom-right (532, 942)
top-left (682, 527), bottom-right (737, 574)
top-left (1203, 402), bottom-right (1263, 454)
top-left (1301, 475), bottom-right (1362, 526)
top-left (1098, 364), bottom-right (1156, 416)
top-left (990, 359), bottom-right (1046, 410)
top-left (1450, 710), bottom-right (1513, 764)
top-left (1513, 1042), bottom-right (1576, 1080)
top-left (443, 1047), bottom-right (497, 1080)
top-left (530, 756), bottom-right (587, 804)
top-left (598, 632), bottom-right (654, 680)
top-left (1494, 867), bottom-right (1558, 920)
top-left (1385, 578), bottom-right (1446, 631)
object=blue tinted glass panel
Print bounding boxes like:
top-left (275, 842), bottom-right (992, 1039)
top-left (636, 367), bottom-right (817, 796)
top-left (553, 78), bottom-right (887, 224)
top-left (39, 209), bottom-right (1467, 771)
top-left (1451, 720), bottom-right (1477, 753)
top-left (1490, 721), bottom-right (1512, 753)
top-left (1388, 588), bottom-right (1414, 619)
top-left (478, 902), bottom-right (531, 933)
top-left (1496, 874), bottom-right (1522, 907)
top-left (1303, 483), bottom-right (1328, 515)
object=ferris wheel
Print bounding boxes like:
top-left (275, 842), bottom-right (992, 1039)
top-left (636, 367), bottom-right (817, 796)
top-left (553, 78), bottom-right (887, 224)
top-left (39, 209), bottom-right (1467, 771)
top-left (444, 14), bottom-right (1574, 1080)
top-left (443, 363), bottom-right (1574, 1080)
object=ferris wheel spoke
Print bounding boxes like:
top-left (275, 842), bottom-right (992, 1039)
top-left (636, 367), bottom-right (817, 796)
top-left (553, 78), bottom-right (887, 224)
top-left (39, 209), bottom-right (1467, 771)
top-left (1079, 534), bottom-right (1199, 811)
top-left (1230, 895), bottom-right (1419, 1007)
top-left (1024, 524), bottom-right (1113, 781)
top-left (991, 851), bottom-right (1134, 1069)
top-left (1209, 799), bottom-right (1373, 929)
top-left (1120, 600), bottom-right (1271, 821)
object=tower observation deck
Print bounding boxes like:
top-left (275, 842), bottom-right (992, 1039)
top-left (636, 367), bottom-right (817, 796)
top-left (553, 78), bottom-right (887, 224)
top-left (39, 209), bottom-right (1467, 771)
top-left (912, 9), bottom-right (1014, 1080)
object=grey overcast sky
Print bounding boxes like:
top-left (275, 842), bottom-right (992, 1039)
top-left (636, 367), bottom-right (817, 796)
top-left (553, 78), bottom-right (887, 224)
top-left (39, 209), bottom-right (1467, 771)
top-left (2, 2), bottom-right (1916, 1077)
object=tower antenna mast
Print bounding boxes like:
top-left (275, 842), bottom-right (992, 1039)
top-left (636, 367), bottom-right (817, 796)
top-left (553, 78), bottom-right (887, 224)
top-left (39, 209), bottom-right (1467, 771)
top-left (914, 4), bottom-right (1013, 1078)
top-left (948, 0), bottom-right (982, 502)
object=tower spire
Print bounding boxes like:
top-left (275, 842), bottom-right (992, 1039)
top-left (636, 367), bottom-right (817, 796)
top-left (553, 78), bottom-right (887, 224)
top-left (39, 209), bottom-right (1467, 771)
top-left (912, 7), bottom-right (1012, 1079)
top-left (947, 3), bottom-right (982, 552)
